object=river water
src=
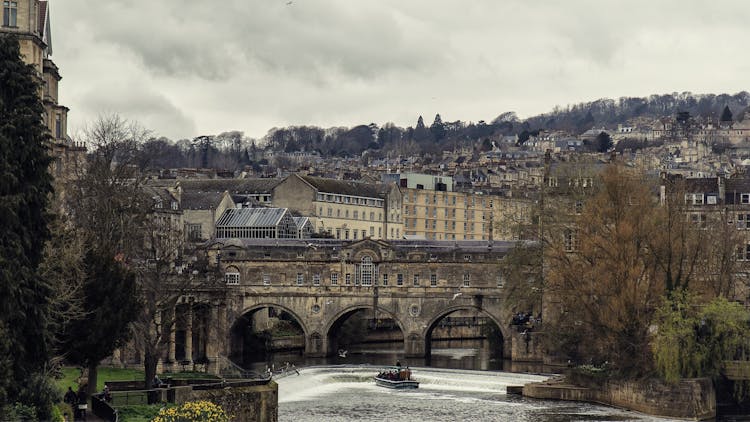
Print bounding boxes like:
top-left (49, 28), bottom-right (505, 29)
top-left (248, 341), bottom-right (742, 421)
top-left (276, 366), bottom-right (682, 422)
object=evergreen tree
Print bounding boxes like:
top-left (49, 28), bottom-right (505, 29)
top-left (720, 105), bottom-right (733, 122)
top-left (60, 249), bottom-right (139, 396)
top-left (413, 115), bottom-right (432, 143)
top-left (430, 114), bottom-right (446, 141)
top-left (0, 35), bottom-right (54, 416)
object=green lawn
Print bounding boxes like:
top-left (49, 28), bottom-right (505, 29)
top-left (117, 404), bottom-right (174, 422)
top-left (56, 366), bottom-right (220, 393)
top-left (55, 367), bottom-right (81, 393)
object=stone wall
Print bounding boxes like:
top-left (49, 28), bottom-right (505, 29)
top-left (510, 330), bottom-right (543, 362)
top-left (190, 381), bottom-right (278, 422)
top-left (523, 377), bottom-right (715, 420)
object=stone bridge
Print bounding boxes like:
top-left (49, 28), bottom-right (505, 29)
top-left (224, 283), bottom-right (509, 359)
top-left (168, 239), bottom-right (539, 373)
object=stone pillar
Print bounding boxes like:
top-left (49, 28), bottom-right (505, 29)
top-left (111, 348), bottom-right (122, 367)
top-left (206, 303), bottom-right (220, 375)
top-left (185, 305), bottom-right (193, 366)
top-left (168, 307), bottom-right (176, 364)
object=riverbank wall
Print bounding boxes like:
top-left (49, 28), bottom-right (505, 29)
top-left (522, 377), bottom-right (715, 420)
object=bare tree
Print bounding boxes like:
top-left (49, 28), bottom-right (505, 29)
top-left (129, 198), bottom-right (195, 393)
top-left (62, 114), bottom-right (151, 395)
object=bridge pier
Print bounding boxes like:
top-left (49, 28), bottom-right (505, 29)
top-left (405, 332), bottom-right (425, 358)
top-left (304, 332), bottom-right (327, 358)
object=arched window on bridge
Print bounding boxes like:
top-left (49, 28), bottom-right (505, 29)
top-left (357, 256), bottom-right (375, 286)
top-left (224, 266), bottom-right (240, 285)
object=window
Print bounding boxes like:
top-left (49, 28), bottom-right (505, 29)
top-left (55, 114), bottom-right (62, 139)
top-left (564, 229), bottom-right (577, 252)
top-left (413, 274), bottom-right (419, 286)
top-left (382, 273), bottom-right (388, 286)
top-left (296, 273), bottom-right (304, 285)
top-left (345, 273), bottom-right (352, 285)
top-left (225, 271), bottom-right (240, 285)
top-left (397, 273), bottom-right (403, 286)
top-left (742, 194), bottom-right (750, 204)
top-left (685, 193), bottom-right (704, 205)
top-left (690, 213), bottom-right (707, 229)
top-left (331, 273), bottom-right (339, 285)
top-left (262, 274), bottom-right (271, 285)
top-left (354, 211), bottom-right (359, 219)
top-left (574, 201), bottom-right (583, 215)
top-left (327, 208), bottom-right (332, 217)
top-left (370, 212), bottom-right (375, 221)
top-left (463, 273), bottom-right (471, 287)
top-left (3, 1), bottom-right (17, 27)
top-left (430, 274), bottom-right (437, 287)
top-left (738, 214), bottom-right (750, 230)
top-left (497, 274), bottom-right (505, 288)
top-left (187, 224), bottom-right (202, 241)
top-left (737, 244), bottom-right (750, 261)
top-left (463, 254), bottom-right (471, 261)
top-left (360, 256), bottom-right (374, 286)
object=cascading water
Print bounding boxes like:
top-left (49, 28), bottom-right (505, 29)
top-left (277, 366), bottom-right (682, 422)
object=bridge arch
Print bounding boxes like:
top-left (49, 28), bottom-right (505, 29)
top-left (236, 302), bottom-right (310, 336)
top-left (229, 302), bottom-right (309, 366)
top-left (324, 305), bottom-right (407, 357)
top-left (422, 305), bottom-right (509, 361)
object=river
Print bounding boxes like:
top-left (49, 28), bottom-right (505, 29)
top-left (276, 366), bottom-right (682, 422)
top-left (244, 340), bottom-right (743, 421)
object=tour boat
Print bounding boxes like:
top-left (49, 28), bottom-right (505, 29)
top-left (374, 367), bottom-right (419, 389)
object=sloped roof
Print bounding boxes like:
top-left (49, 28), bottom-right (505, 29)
top-left (682, 177), bottom-right (719, 193)
top-left (298, 175), bottom-right (387, 198)
top-left (216, 207), bottom-right (288, 228)
top-left (148, 178), bottom-right (282, 194)
top-left (292, 216), bottom-right (310, 229)
top-left (181, 191), bottom-right (225, 210)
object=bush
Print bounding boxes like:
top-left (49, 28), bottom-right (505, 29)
top-left (151, 400), bottom-right (229, 422)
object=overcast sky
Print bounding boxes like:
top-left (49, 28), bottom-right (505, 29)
top-left (52, 0), bottom-right (750, 141)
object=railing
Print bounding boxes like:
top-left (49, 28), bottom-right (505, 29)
top-left (109, 390), bottom-right (150, 406)
top-left (216, 356), bottom-right (269, 380)
top-left (91, 394), bottom-right (119, 422)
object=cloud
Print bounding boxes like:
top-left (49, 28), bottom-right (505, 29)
top-left (51, 0), bottom-right (750, 140)
top-left (77, 83), bottom-right (195, 140)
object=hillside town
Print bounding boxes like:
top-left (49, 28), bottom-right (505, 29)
top-left (3, 1), bottom-right (750, 422)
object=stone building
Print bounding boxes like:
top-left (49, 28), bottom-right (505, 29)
top-left (401, 188), bottom-right (532, 241)
top-left (272, 174), bottom-right (403, 240)
top-left (1, 0), bottom-right (85, 181)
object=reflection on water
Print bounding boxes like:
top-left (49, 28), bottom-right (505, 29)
top-left (242, 338), bottom-right (518, 374)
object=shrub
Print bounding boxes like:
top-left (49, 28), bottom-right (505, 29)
top-left (151, 400), bottom-right (229, 422)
